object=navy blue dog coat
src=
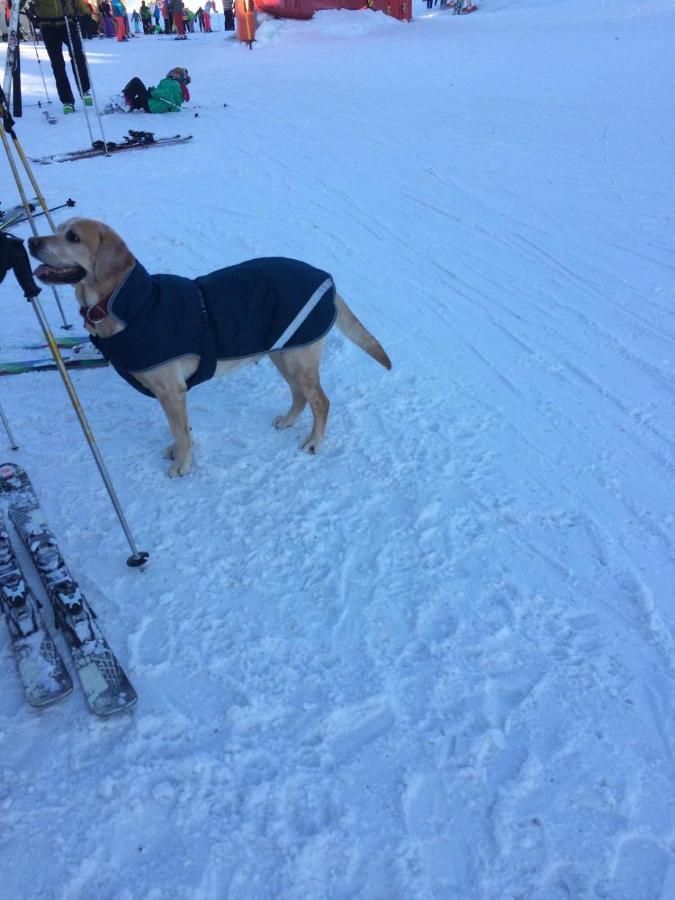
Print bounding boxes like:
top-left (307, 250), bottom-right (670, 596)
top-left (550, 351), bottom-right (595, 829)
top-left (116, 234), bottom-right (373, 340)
top-left (91, 257), bottom-right (337, 397)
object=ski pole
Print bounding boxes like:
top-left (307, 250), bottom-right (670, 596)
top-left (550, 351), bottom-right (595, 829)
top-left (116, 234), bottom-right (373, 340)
top-left (59, 0), bottom-right (111, 154)
top-left (0, 401), bottom-right (19, 450)
top-left (28, 296), bottom-right (149, 567)
top-left (32, 35), bottom-right (52, 105)
top-left (0, 89), bottom-right (72, 329)
top-left (58, 1), bottom-right (95, 145)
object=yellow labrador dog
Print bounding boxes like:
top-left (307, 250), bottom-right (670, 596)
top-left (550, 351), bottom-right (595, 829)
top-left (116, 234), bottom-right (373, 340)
top-left (28, 219), bottom-right (391, 476)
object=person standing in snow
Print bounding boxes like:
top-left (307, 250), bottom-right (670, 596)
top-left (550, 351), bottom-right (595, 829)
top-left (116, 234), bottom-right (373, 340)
top-left (167, 0), bottom-right (185, 36)
top-left (139, 0), bottom-right (151, 30)
top-left (30, 0), bottom-right (93, 113)
top-left (111, 0), bottom-right (127, 39)
top-left (202, 0), bottom-right (212, 29)
top-left (121, 65), bottom-right (190, 112)
top-left (98, 0), bottom-right (115, 35)
top-left (223, 0), bottom-right (233, 30)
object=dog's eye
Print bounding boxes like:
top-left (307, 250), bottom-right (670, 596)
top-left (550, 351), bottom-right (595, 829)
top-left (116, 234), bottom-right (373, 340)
top-left (66, 230), bottom-right (81, 244)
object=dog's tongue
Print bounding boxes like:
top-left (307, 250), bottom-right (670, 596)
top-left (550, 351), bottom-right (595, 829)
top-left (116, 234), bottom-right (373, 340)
top-left (34, 264), bottom-right (59, 279)
top-left (33, 263), bottom-right (83, 284)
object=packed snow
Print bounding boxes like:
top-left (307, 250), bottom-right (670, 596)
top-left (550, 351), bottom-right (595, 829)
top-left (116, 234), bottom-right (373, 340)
top-left (1, 0), bottom-right (674, 896)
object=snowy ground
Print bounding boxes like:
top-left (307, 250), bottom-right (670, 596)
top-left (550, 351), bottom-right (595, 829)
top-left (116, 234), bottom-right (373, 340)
top-left (1, 1), bottom-right (674, 897)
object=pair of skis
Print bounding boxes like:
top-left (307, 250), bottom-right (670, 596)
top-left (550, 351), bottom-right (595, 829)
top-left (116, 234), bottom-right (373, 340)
top-left (0, 464), bottom-right (137, 716)
top-left (31, 130), bottom-right (193, 164)
top-left (0, 334), bottom-right (107, 377)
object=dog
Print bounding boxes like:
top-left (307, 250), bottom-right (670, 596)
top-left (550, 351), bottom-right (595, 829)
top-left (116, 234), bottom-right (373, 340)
top-left (28, 219), bottom-right (391, 476)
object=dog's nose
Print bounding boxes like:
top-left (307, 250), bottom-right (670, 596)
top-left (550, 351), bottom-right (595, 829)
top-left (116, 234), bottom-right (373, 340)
top-left (27, 236), bottom-right (41, 255)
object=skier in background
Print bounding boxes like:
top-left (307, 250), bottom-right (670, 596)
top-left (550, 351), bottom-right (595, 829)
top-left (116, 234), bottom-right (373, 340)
top-left (111, 0), bottom-right (128, 39)
top-left (203, 0), bottom-right (216, 29)
top-left (223, 0), bottom-right (233, 30)
top-left (98, 0), bottom-right (115, 35)
top-left (120, 65), bottom-right (190, 112)
top-left (29, 0), bottom-right (93, 113)
top-left (139, 0), bottom-right (151, 31)
top-left (202, 0), bottom-right (212, 29)
top-left (167, 0), bottom-right (185, 36)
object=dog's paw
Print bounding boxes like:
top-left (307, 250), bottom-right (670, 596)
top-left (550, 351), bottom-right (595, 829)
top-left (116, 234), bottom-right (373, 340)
top-left (168, 460), bottom-right (191, 477)
top-left (163, 444), bottom-right (176, 460)
top-left (300, 436), bottom-right (322, 455)
top-left (273, 414), bottom-right (294, 430)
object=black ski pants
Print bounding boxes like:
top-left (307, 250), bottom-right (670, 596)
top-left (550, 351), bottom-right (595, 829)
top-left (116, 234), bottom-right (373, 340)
top-left (40, 20), bottom-right (90, 106)
top-left (122, 77), bottom-right (150, 112)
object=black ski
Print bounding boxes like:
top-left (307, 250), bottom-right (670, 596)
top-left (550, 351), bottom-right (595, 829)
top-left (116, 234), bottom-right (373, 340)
top-left (31, 131), bottom-right (193, 165)
top-left (0, 463), bottom-right (137, 716)
top-left (0, 519), bottom-right (73, 707)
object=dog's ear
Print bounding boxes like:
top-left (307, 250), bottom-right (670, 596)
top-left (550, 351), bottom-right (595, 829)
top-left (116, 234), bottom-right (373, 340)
top-left (94, 224), bottom-right (133, 286)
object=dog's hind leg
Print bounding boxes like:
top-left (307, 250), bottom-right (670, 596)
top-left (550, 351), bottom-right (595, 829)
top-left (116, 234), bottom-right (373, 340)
top-left (270, 353), bottom-right (308, 430)
top-left (276, 342), bottom-right (330, 454)
top-left (299, 380), bottom-right (329, 454)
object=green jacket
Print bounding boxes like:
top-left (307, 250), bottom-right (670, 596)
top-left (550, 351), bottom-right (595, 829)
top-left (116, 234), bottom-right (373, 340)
top-left (147, 77), bottom-right (184, 114)
top-left (33, 0), bottom-right (88, 21)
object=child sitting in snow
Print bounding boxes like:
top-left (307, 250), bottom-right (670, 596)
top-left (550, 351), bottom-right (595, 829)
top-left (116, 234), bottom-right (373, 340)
top-left (121, 67), bottom-right (191, 113)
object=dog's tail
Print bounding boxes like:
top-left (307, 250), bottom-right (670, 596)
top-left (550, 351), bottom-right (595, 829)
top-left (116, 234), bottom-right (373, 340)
top-left (335, 293), bottom-right (392, 371)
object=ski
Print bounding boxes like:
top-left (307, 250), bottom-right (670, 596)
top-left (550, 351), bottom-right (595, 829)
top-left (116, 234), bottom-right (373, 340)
top-left (0, 197), bottom-right (38, 229)
top-left (2, 0), bottom-right (21, 108)
top-left (0, 198), bottom-right (76, 231)
top-left (23, 334), bottom-right (90, 351)
top-left (31, 131), bottom-right (193, 165)
top-left (0, 464), bottom-right (137, 716)
top-left (0, 354), bottom-right (107, 377)
top-left (0, 518), bottom-right (73, 708)
top-left (103, 102), bottom-right (202, 115)
top-left (102, 97), bottom-right (127, 115)
top-left (43, 109), bottom-right (57, 125)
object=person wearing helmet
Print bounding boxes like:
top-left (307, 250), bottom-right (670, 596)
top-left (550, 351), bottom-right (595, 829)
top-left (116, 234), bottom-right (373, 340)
top-left (120, 66), bottom-right (191, 113)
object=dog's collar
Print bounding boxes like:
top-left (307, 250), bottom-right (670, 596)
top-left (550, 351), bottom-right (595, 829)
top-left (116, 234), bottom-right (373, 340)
top-left (79, 294), bottom-right (112, 327)
top-left (78, 263), bottom-right (137, 328)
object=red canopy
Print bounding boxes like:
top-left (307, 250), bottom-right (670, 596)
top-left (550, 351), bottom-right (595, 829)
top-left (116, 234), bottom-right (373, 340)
top-left (255, 0), bottom-right (411, 22)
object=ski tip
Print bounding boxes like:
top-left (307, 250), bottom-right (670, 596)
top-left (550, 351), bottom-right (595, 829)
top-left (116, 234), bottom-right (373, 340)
top-left (0, 462), bottom-right (25, 483)
top-left (91, 690), bottom-right (138, 717)
top-left (27, 682), bottom-right (74, 708)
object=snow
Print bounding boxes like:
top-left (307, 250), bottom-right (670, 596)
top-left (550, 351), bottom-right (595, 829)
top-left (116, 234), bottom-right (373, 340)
top-left (1, 1), bottom-right (674, 896)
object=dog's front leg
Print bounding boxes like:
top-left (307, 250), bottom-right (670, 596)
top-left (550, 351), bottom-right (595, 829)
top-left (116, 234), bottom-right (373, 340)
top-left (155, 386), bottom-right (192, 477)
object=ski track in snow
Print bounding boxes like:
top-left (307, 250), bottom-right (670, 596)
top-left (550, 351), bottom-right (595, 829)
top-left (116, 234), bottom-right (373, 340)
top-left (1, 1), bottom-right (675, 897)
